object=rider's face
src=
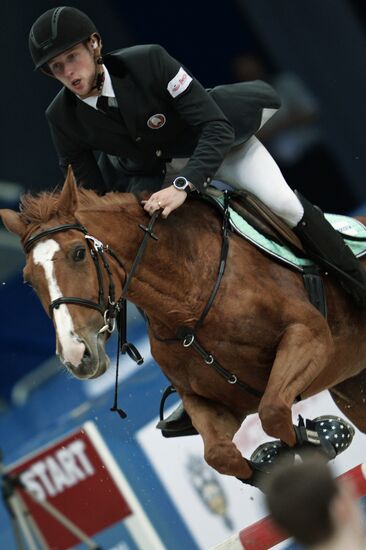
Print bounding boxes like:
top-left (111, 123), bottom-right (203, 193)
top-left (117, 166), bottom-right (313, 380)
top-left (48, 42), bottom-right (97, 98)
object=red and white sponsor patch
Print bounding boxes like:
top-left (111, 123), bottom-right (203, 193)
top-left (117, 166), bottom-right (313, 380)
top-left (167, 67), bottom-right (192, 98)
top-left (147, 113), bottom-right (166, 129)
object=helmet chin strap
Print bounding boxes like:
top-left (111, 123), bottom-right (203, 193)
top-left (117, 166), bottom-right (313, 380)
top-left (91, 49), bottom-right (105, 94)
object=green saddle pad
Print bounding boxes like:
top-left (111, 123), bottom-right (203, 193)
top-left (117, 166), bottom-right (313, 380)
top-left (212, 195), bottom-right (366, 272)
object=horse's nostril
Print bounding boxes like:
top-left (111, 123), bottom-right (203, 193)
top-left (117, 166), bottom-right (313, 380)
top-left (82, 345), bottom-right (92, 365)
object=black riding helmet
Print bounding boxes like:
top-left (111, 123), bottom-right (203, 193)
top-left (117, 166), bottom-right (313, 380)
top-left (29, 6), bottom-right (99, 71)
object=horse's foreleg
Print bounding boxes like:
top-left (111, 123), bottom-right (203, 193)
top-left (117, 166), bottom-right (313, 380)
top-left (181, 393), bottom-right (253, 479)
top-left (259, 321), bottom-right (333, 446)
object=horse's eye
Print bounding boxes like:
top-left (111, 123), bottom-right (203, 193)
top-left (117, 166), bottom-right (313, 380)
top-left (72, 247), bottom-right (86, 262)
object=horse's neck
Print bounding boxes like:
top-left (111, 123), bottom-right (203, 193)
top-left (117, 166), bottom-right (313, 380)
top-left (83, 201), bottom-right (219, 328)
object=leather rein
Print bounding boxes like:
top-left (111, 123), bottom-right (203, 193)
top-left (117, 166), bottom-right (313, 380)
top-left (23, 197), bottom-right (263, 420)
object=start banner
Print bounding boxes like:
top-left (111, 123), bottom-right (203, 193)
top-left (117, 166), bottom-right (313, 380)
top-left (6, 421), bottom-right (165, 550)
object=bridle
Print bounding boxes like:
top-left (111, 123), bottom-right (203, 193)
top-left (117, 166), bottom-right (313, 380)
top-left (24, 213), bottom-right (160, 348)
top-left (24, 223), bottom-right (121, 334)
top-left (23, 214), bottom-right (160, 419)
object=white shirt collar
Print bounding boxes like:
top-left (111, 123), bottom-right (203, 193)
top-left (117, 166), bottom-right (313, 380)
top-left (79, 65), bottom-right (115, 110)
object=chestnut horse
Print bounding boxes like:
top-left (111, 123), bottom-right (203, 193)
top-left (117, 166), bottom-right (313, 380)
top-left (1, 169), bottom-right (366, 486)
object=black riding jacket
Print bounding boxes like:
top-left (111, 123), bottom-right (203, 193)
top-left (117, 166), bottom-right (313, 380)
top-left (46, 44), bottom-right (280, 193)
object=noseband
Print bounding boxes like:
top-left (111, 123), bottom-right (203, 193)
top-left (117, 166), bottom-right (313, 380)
top-left (24, 223), bottom-right (122, 333)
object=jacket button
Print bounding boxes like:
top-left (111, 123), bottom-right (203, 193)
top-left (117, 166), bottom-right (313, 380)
top-left (206, 177), bottom-right (211, 183)
top-left (136, 136), bottom-right (142, 142)
top-left (156, 149), bottom-right (162, 157)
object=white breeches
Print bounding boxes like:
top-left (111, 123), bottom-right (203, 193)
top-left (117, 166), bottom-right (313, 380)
top-left (165, 107), bottom-right (304, 228)
top-left (215, 136), bottom-right (304, 227)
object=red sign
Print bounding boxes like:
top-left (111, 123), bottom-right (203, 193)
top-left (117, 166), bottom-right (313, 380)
top-left (7, 424), bottom-right (132, 549)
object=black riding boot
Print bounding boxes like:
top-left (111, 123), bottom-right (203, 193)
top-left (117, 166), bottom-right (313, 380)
top-left (293, 192), bottom-right (366, 307)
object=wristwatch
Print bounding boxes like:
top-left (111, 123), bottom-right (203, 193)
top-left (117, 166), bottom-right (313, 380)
top-left (173, 176), bottom-right (193, 193)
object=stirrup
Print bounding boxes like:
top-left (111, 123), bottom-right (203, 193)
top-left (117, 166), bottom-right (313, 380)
top-left (156, 385), bottom-right (198, 438)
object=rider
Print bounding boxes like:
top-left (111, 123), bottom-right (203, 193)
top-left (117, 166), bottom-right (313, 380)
top-left (29, 6), bottom-right (366, 437)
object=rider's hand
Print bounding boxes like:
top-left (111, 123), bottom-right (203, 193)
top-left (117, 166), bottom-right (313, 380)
top-left (142, 185), bottom-right (189, 218)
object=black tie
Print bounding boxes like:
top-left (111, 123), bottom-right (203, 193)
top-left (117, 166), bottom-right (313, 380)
top-left (96, 95), bottom-right (122, 123)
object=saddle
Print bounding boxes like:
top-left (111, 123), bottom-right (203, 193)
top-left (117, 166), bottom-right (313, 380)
top-left (205, 187), bottom-right (327, 317)
top-left (206, 187), bottom-right (305, 254)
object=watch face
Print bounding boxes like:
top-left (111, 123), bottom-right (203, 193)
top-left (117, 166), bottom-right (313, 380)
top-left (174, 177), bottom-right (188, 189)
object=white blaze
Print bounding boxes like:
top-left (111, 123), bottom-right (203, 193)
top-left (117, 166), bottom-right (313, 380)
top-left (33, 239), bottom-right (86, 367)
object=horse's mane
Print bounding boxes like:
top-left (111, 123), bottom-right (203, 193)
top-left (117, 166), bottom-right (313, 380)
top-left (18, 185), bottom-right (219, 244)
top-left (19, 187), bottom-right (140, 224)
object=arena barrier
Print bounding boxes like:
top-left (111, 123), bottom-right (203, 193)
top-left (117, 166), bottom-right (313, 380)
top-left (210, 463), bottom-right (366, 550)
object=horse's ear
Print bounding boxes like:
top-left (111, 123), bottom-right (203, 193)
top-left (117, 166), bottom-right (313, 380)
top-left (58, 165), bottom-right (79, 214)
top-left (0, 209), bottom-right (27, 238)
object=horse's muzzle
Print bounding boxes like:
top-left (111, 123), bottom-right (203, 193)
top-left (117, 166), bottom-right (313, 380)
top-left (62, 332), bottom-right (109, 379)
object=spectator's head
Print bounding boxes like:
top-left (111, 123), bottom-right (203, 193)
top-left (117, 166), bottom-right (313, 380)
top-left (265, 458), bottom-right (364, 548)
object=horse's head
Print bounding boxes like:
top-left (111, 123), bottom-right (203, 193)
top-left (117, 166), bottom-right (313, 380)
top-left (0, 168), bottom-right (120, 379)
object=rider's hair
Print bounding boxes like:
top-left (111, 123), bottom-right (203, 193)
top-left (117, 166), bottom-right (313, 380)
top-left (265, 458), bottom-right (339, 546)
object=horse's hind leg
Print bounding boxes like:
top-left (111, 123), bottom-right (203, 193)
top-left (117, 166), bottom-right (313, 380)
top-left (329, 369), bottom-right (366, 433)
top-left (181, 393), bottom-right (253, 479)
top-left (258, 321), bottom-right (333, 446)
